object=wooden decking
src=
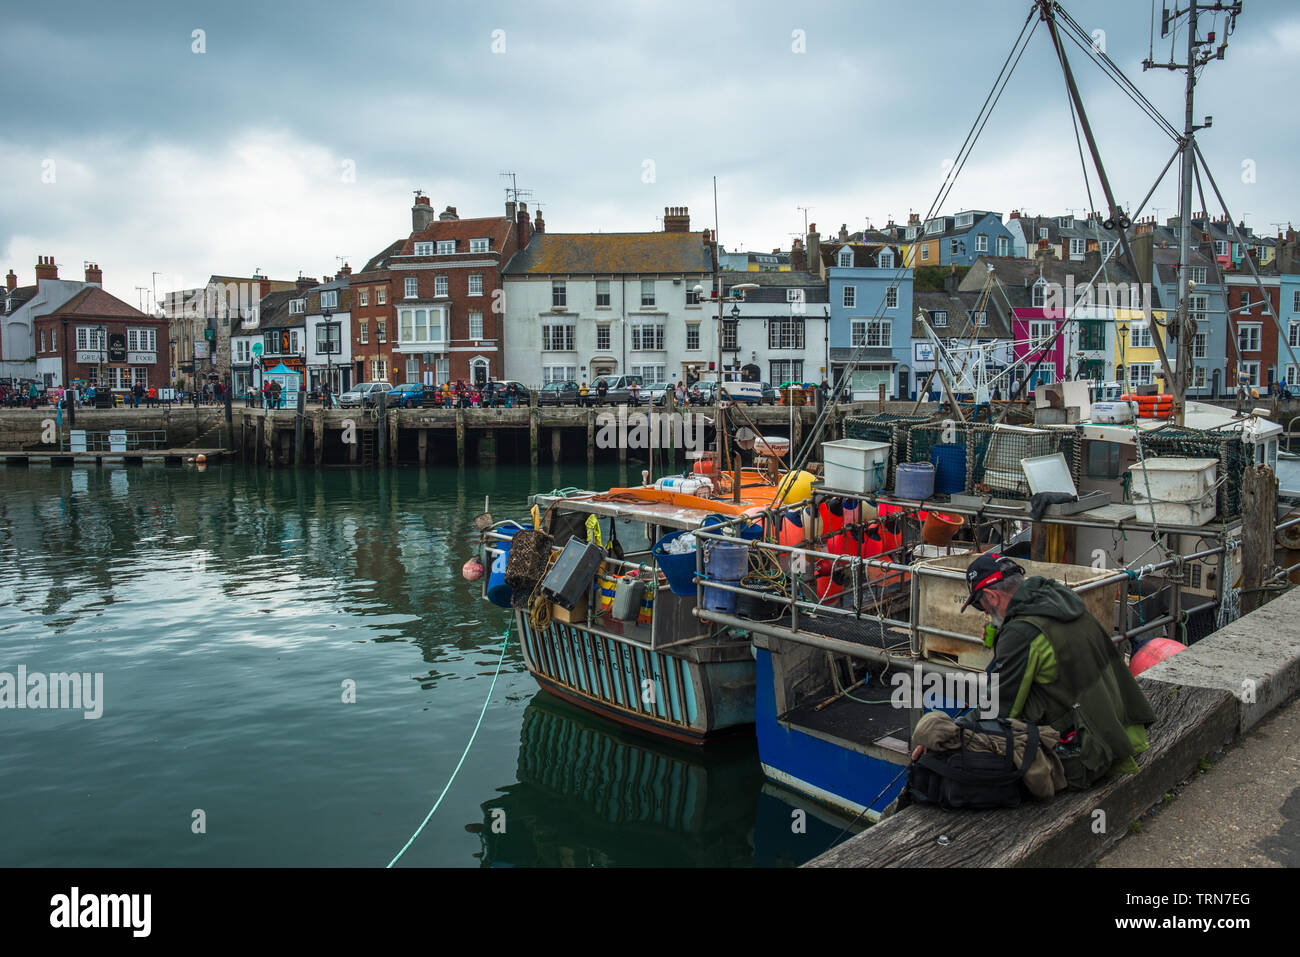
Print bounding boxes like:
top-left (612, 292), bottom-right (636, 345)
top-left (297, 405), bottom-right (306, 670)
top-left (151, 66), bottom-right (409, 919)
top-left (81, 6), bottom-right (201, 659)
top-left (0, 448), bottom-right (227, 467)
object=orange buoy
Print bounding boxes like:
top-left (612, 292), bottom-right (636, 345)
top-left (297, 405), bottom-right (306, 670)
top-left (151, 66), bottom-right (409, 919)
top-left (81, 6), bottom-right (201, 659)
top-left (195, 453), bottom-right (207, 465)
top-left (1130, 637), bottom-right (1187, 676)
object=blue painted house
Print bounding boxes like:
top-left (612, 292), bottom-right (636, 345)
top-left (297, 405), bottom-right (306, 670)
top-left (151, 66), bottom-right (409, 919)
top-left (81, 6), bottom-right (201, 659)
top-left (820, 239), bottom-right (911, 397)
top-left (910, 210), bottom-right (1014, 268)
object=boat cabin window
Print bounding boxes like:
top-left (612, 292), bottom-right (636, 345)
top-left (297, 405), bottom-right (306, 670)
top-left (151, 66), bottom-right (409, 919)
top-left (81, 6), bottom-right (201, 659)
top-left (1085, 440), bottom-right (1125, 480)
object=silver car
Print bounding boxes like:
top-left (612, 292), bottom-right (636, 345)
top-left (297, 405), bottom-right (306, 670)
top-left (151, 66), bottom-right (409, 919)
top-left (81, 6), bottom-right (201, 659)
top-left (338, 381), bottom-right (392, 408)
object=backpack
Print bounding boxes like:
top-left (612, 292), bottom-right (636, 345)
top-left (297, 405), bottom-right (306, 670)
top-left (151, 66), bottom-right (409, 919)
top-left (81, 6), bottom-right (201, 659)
top-left (908, 716), bottom-right (1041, 810)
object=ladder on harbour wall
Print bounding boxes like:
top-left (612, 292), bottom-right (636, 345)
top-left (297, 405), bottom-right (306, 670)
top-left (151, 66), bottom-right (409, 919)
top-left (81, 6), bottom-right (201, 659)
top-left (359, 427), bottom-right (377, 465)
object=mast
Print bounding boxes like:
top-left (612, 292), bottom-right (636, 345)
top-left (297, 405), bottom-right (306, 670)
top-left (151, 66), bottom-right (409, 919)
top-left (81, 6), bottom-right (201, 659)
top-left (1144, 0), bottom-right (1242, 423)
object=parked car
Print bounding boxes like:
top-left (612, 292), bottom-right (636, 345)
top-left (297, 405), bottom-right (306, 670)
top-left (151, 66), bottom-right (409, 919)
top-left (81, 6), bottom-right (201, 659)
top-left (487, 380), bottom-right (532, 406)
top-left (642, 382), bottom-right (672, 406)
top-left (537, 380), bottom-right (580, 406)
top-left (589, 374), bottom-right (644, 405)
top-left (338, 381), bottom-right (392, 408)
top-left (386, 383), bottom-right (430, 408)
top-left (760, 382), bottom-right (779, 405)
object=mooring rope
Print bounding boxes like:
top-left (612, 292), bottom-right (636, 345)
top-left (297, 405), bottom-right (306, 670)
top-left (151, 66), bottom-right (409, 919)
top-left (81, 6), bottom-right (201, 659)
top-left (386, 622), bottom-right (511, 868)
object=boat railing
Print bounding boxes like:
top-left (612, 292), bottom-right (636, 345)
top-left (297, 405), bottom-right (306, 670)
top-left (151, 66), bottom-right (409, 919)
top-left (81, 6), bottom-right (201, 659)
top-left (692, 498), bottom-right (1252, 667)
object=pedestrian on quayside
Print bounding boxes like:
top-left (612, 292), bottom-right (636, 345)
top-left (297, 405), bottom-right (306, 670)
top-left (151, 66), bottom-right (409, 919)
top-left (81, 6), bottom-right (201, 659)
top-left (927, 552), bottom-right (1156, 790)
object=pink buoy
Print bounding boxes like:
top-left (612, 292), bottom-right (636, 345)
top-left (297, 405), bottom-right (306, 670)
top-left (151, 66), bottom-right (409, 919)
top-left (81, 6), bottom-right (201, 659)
top-left (461, 557), bottom-right (485, 582)
top-left (1130, 637), bottom-right (1187, 676)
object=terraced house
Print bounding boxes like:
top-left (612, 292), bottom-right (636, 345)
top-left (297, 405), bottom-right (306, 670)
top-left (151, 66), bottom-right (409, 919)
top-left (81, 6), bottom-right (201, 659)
top-left (820, 232), bottom-right (911, 397)
top-left (501, 207), bottom-right (714, 388)
top-left (905, 210), bottom-right (1013, 268)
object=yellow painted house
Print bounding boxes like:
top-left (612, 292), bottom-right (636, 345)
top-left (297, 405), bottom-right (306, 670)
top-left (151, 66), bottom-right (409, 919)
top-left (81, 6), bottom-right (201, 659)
top-left (1115, 307), bottom-right (1170, 394)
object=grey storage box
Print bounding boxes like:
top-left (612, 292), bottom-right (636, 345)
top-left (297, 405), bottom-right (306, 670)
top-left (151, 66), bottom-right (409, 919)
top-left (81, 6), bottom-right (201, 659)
top-left (542, 537), bottom-right (606, 610)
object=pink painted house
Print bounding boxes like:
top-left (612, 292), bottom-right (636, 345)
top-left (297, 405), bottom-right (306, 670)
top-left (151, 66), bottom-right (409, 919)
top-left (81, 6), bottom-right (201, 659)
top-left (1012, 307), bottom-right (1065, 394)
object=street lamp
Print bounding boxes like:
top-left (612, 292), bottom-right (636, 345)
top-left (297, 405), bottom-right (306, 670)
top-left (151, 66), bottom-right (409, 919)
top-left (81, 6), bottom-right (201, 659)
top-left (320, 307), bottom-right (340, 408)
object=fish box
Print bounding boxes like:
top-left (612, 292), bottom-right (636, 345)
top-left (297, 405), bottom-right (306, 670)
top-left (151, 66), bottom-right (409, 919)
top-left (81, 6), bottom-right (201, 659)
top-left (1126, 457), bottom-right (1218, 526)
top-left (821, 439), bottom-right (891, 494)
top-left (913, 553), bottom-right (1118, 671)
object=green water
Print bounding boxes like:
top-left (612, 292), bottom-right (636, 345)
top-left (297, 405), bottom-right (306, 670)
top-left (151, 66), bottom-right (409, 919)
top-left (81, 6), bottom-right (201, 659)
top-left (0, 463), bottom-right (848, 867)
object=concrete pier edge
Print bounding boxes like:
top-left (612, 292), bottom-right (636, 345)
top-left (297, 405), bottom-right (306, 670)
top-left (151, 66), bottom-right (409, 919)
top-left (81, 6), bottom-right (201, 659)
top-left (805, 585), bottom-right (1300, 867)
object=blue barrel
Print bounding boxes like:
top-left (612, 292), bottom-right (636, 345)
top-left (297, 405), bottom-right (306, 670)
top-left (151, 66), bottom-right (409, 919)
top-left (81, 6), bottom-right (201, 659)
top-left (705, 542), bottom-right (750, 581)
top-left (702, 582), bottom-right (738, 615)
top-left (929, 443), bottom-right (966, 495)
top-left (895, 462), bottom-right (936, 500)
top-left (486, 524), bottom-right (527, 608)
top-left (653, 530), bottom-right (699, 597)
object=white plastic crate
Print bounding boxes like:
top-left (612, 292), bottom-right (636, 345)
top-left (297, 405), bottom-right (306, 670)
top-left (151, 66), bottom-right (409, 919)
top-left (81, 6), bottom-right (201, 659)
top-left (1127, 457), bottom-right (1218, 526)
top-left (821, 439), bottom-right (890, 494)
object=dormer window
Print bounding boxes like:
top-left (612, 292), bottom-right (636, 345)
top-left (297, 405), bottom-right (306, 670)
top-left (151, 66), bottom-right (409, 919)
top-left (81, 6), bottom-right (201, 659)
top-left (289, 298), bottom-right (305, 315)
top-left (905, 226), bottom-right (918, 240)
top-left (470, 238), bottom-right (489, 254)
top-left (1031, 279), bottom-right (1047, 308)
top-left (955, 212), bottom-right (974, 228)
top-left (1058, 217), bottom-right (1072, 228)
top-left (1039, 227), bottom-right (1049, 240)
top-left (878, 250), bottom-right (894, 269)
top-left (838, 248), bottom-right (853, 268)
top-left (320, 291), bottom-right (338, 309)
top-left (925, 219), bottom-right (944, 235)
top-left (437, 240), bottom-right (455, 255)
top-left (414, 242), bottom-right (434, 256)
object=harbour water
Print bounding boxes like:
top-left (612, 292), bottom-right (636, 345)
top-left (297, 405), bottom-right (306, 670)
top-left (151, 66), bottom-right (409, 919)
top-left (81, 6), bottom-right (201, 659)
top-left (0, 463), bottom-right (846, 867)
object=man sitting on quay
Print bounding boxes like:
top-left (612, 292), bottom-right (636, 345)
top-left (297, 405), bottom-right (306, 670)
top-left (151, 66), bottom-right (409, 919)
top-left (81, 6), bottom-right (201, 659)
top-left (946, 552), bottom-right (1156, 790)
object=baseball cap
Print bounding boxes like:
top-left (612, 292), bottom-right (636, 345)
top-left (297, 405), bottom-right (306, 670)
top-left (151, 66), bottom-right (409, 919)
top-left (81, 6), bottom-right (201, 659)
top-left (960, 552), bottom-right (1025, 613)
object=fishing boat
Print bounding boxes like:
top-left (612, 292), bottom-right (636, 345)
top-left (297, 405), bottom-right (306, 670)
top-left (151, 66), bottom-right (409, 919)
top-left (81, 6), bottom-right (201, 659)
top-left (478, 461), bottom-right (814, 744)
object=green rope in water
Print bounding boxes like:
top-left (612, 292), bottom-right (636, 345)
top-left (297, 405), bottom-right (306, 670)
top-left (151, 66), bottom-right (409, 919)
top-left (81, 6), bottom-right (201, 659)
top-left (386, 622), bottom-right (511, 868)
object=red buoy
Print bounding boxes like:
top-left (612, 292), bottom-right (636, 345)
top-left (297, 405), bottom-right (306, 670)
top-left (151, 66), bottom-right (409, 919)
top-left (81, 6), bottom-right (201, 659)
top-left (461, 558), bottom-right (485, 582)
top-left (1130, 637), bottom-right (1187, 676)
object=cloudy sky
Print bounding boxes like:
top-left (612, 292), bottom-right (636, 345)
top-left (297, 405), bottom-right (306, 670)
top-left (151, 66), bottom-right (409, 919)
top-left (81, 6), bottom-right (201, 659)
top-left (3, 0), bottom-right (1296, 307)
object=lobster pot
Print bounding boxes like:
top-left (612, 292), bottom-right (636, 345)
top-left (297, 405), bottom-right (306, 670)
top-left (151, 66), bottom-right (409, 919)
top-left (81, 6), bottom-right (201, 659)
top-left (505, 528), bottom-right (555, 607)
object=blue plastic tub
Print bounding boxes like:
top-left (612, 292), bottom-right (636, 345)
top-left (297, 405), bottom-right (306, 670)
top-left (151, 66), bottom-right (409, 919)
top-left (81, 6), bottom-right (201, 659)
top-left (653, 530), bottom-right (700, 597)
top-left (895, 462), bottom-right (936, 500)
top-left (929, 444), bottom-right (966, 495)
top-left (486, 524), bottom-right (527, 608)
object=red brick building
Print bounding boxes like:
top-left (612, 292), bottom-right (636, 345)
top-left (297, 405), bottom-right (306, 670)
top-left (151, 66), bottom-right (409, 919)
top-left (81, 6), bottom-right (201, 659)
top-left (354, 195), bottom-right (538, 386)
top-left (1224, 269), bottom-right (1281, 392)
top-left (35, 282), bottom-right (170, 394)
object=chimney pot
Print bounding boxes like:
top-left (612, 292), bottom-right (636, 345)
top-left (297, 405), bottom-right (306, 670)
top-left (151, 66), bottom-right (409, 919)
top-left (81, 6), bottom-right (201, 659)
top-left (35, 256), bottom-right (58, 284)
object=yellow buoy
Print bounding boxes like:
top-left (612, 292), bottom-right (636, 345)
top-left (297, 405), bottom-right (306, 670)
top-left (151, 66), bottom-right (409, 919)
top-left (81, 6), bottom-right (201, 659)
top-left (775, 469), bottom-right (816, 506)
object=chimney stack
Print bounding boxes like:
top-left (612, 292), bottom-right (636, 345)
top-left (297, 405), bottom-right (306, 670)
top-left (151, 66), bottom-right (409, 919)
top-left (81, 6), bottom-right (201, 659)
top-left (907, 213), bottom-right (921, 226)
top-left (534, 208), bottom-right (545, 234)
top-left (663, 206), bottom-right (691, 232)
top-left (506, 200), bottom-right (516, 221)
top-left (807, 223), bottom-right (821, 274)
top-left (6, 269), bottom-right (17, 291)
top-left (791, 237), bottom-right (806, 272)
top-left (84, 263), bottom-right (102, 285)
top-left (516, 201), bottom-right (531, 248)
top-left (412, 194), bottom-right (434, 232)
top-left (340, 263), bottom-right (352, 277)
top-left (439, 206), bottom-right (459, 221)
top-left (296, 275), bottom-right (317, 293)
top-left (35, 256), bottom-right (58, 284)
top-left (838, 224), bottom-right (850, 242)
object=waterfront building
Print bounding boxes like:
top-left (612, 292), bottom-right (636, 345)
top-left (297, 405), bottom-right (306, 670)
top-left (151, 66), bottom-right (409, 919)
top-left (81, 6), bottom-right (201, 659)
top-left (256, 276), bottom-right (318, 390)
top-left (719, 268), bottom-right (829, 386)
top-left (2, 258), bottom-right (100, 382)
top-left (907, 210), bottom-right (1014, 268)
top-left (304, 270), bottom-right (353, 396)
top-left (821, 235), bottom-right (911, 397)
top-left (350, 240), bottom-right (401, 386)
top-left (32, 274), bottom-right (169, 393)
top-left (1224, 270), bottom-right (1280, 394)
top-left (232, 289), bottom-right (292, 398)
top-left (911, 286), bottom-right (1012, 399)
top-left (1278, 231), bottom-right (1300, 387)
top-left (1134, 234), bottom-right (1225, 398)
top-left (385, 195), bottom-right (529, 387)
top-left (500, 209), bottom-right (714, 388)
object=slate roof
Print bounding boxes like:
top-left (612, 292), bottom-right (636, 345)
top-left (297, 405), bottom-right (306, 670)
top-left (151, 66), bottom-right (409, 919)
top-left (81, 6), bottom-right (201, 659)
top-left (49, 286), bottom-right (152, 319)
top-left (820, 241), bottom-right (903, 269)
top-left (256, 290), bottom-right (297, 331)
top-left (359, 239), bottom-right (405, 275)
top-left (503, 232), bottom-right (713, 275)
top-left (912, 289), bottom-right (1009, 339)
top-left (399, 216), bottom-right (514, 257)
top-left (4, 284), bottom-right (37, 312)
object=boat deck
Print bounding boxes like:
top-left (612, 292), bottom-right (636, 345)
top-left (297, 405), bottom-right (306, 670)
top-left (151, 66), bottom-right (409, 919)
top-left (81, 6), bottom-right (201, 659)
top-left (782, 689), bottom-right (910, 753)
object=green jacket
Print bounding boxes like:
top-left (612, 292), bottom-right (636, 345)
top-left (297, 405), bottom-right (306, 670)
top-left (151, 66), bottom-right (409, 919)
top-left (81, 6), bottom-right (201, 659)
top-left (991, 576), bottom-right (1156, 789)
